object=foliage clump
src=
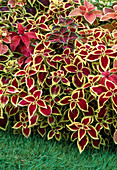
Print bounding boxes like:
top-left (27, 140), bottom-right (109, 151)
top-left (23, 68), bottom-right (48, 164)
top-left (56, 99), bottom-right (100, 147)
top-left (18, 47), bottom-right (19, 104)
top-left (0, 0), bottom-right (117, 153)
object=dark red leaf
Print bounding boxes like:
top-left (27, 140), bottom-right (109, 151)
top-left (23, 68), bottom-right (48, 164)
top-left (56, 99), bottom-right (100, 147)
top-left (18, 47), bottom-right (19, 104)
top-left (29, 114), bottom-right (38, 126)
top-left (0, 113), bottom-right (8, 130)
top-left (48, 130), bottom-right (55, 139)
top-left (68, 108), bottom-right (79, 122)
top-left (28, 103), bottom-right (37, 117)
top-left (10, 35), bottom-right (20, 52)
top-left (77, 98), bottom-right (88, 111)
top-left (22, 127), bottom-right (31, 138)
top-left (18, 23), bottom-right (25, 35)
top-left (21, 34), bottom-right (30, 47)
top-left (12, 122), bottom-right (22, 129)
top-left (87, 125), bottom-right (98, 139)
top-left (59, 96), bottom-right (71, 105)
top-left (78, 128), bottom-right (86, 141)
top-left (71, 131), bottom-right (78, 141)
top-left (39, 105), bottom-right (51, 116)
top-left (77, 135), bottom-right (89, 154)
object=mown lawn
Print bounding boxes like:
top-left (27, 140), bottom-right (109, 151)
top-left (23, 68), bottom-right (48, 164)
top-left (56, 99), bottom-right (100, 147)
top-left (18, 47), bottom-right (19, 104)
top-left (0, 127), bottom-right (117, 170)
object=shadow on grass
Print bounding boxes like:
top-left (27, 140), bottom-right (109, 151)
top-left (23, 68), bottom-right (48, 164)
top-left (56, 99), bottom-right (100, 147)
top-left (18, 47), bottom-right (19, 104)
top-left (0, 126), bottom-right (117, 170)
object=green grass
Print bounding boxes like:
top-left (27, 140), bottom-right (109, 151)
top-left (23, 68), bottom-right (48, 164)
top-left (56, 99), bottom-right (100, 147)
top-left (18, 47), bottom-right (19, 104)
top-left (0, 127), bottom-right (117, 170)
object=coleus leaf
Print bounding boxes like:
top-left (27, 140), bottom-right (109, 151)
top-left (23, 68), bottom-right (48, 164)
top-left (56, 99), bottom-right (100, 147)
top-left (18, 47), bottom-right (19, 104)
top-left (91, 85), bottom-right (107, 96)
top-left (37, 99), bottom-right (47, 108)
top-left (47, 130), bottom-right (55, 140)
top-left (21, 34), bottom-right (30, 48)
top-left (98, 93), bottom-right (109, 108)
top-left (33, 90), bottom-right (42, 99)
top-left (97, 105), bottom-right (107, 118)
top-left (18, 23), bottom-right (25, 35)
top-left (12, 122), bottom-right (22, 129)
top-left (39, 24), bottom-right (50, 31)
top-left (48, 116), bottom-right (55, 125)
top-left (59, 96), bottom-right (71, 105)
top-left (78, 128), bottom-right (86, 141)
top-left (11, 78), bottom-right (19, 88)
top-left (1, 95), bottom-right (9, 108)
top-left (61, 77), bottom-right (70, 86)
top-left (105, 79), bottom-right (116, 90)
top-left (22, 127), bottom-right (31, 138)
top-left (55, 132), bottom-right (61, 141)
top-left (7, 86), bottom-right (19, 93)
top-left (10, 35), bottom-right (20, 52)
top-left (83, 106), bottom-right (94, 116)
top-left (84, 12), bottom-right (96, 24)
top-left (103, 123), bottom-right (109, 130)
top-left (0, 113), bottom-right (9, 130)
top-left (52, 106), bottom-right (61, 115)
top-left (26, 77), bottom-right (34, 90)
top-left (46, 58), bottom-right (58, 69)
top-left (28, 69), bottom-right (37, 76)
top-left (18, 99), bottom-right (31, 106)
top-left (100, 55), bottom-right (110, 71)
top-left (33, 54), bottom-right (43, 66)
top-left (28, 103), bottom-right (37, 117)
top-left (40, 121), bottom-right (48, 128)
top-left (69, 8), bottom-right (82, 17)
top-left (70, 101), bottom-right (76, 111)
top-left (77, 135), bottom-right (89, 154)
top-left (47, 34), bottom-right (60, 42)
top-left (11, 95), bottom-right (19, 107)
top-left (37, 72), bottom-right (48, 85)
top-left (37, 126), bottom-right (46, 137)
top-left (87, 125), bottom-right (99, 139)
top-left (35, 42), bottom-right (45, 51)
top-left (51, 55), bottom-right (63, 62)
top-left (68, 108), bottom-right (79, 122)
top-left (77, 98), bottom-right (88, 111)
top-left (50, 84), bottom-right (60, 97)
top-left (5, 105), bottom-right (19, 117)
top-left (67, 122), bottom-right (82, 131)
top-left (0, 56), bottom-right (9, 62)
top-left (64, 65), bottom-right (77, 73)
top-left (0, 64), bottom-right (5, 71)
top-left (25, 32), bottom-right (37, 39)
top-left (0, 43), bottom-right (8, 54)
top-left (72, 91), bottom-right (79, 100)
top-left (71, 131), bottom-right (78, 141)
top-left (14, 70), bottom-right (26, 76)
top-left (23, 123), bottom-right (27, 128)
top-left (24, 95), bottom-right (35, 102)
top-left (81, 116), bottom-right (93, 125)
top-left (29, 114), bottom-right (38, 127)
top-left (86, 53), bottom-right (100, 61)
top-left (39, 105), bottom-right (52, 116)
top-left (91, 137), bottom-right (100, 149)
top-left (72, 75), bottom-right (85, 88)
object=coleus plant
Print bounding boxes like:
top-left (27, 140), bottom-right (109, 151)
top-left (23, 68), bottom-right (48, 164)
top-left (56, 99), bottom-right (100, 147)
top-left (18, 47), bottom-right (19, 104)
top-left (0, 0), bottom-right (117, 154)
top-left (69, 0), bottom-right (103, 24)
top-left (101, 5), bottom-right (117, 21)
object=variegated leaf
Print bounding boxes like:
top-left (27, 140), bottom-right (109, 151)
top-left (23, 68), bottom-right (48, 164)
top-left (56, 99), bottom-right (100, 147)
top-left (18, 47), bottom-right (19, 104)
top-left (77, 135), bottom-right (89, 154)
top-left (22, 127), bottom-right (31, 138)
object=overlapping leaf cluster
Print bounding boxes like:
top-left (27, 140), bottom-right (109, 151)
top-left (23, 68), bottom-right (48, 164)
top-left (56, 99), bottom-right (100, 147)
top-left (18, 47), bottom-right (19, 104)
top-left (0, 0), bottom-right (117, 153)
